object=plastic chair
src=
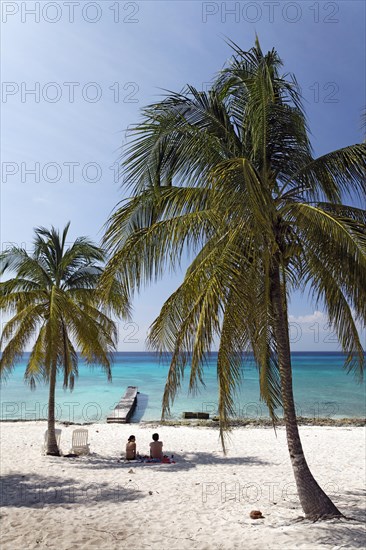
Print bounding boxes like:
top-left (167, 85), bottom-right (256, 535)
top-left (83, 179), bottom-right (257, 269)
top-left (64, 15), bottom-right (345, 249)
top-left (70, 428), bottom-right (90, 455)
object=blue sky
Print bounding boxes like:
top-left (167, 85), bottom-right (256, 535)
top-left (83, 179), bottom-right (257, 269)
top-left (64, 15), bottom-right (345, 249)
top-left (1, 0), bottom-right (365, 351)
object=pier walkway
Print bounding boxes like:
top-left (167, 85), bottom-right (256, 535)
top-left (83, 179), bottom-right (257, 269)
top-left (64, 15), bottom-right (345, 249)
top-left (107, 386), bottom-right (138, 423)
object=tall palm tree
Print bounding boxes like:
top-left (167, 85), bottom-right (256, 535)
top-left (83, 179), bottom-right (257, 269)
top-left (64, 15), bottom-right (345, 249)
top-left (0, 223), bottom-right (128, 455)
top-left (101, 40), bottom-right (366, 518)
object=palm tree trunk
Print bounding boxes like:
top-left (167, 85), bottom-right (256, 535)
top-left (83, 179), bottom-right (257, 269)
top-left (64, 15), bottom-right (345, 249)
top-left (270, 258), bottom-right (342, 519)
top-left (46, 359), bottom-right (60, 456)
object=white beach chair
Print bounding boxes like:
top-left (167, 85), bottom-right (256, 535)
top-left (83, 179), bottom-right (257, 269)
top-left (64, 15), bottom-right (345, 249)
top-left (70, 428), bottom-right (90, 455)
top-left (43, 429), bottom-right (62, 453)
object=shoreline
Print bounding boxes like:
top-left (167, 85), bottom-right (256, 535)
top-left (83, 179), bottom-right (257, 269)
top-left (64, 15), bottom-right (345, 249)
top-left (1, 416), bottom-right (365, 427)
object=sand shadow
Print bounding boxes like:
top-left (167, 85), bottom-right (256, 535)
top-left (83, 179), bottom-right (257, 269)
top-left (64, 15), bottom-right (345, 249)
top-left (311, 520), bottom-right (366, 549)
top-left (0, 472), bottom-right (143, 509)
top-left (338, 490), bottom-right (366, 522)
top-left (293, 490), bottom-right (366, 548)
top-left (70, 450), bottom-right (270, 472)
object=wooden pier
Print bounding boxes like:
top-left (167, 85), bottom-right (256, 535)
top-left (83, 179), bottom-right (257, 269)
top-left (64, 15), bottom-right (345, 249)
top-left (107, 386), bottom-right (138, 423)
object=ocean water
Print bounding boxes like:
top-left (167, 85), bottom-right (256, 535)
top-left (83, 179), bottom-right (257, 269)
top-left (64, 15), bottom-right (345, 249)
top-left (0, 352), bottom-right (365, 423)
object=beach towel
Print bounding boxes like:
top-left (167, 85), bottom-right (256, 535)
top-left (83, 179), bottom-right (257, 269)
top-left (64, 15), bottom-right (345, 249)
top-left (143, 456), bottom-right (175, 464)
top-left (120, 455), bottom-right (175, 464)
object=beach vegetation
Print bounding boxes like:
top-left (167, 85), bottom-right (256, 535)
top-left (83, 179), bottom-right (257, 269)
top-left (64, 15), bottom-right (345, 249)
top-left (101, 39), bottom-right (366, 519)
top-left (0, 223), bottom-right (128, 455)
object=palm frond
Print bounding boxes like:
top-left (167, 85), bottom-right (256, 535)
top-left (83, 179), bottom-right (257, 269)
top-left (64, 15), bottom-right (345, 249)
top-left (102, 39), bottom-right (366, 444)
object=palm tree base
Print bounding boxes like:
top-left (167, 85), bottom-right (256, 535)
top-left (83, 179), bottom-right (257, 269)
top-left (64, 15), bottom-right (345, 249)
top-left (46, 450), bottom-right (61, 457)
top-left (305, 512), bottom-right (344, 521)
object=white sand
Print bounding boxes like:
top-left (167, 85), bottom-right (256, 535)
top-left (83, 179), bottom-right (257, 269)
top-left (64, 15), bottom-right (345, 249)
top-left (0, 422), bottom-right (365, 550)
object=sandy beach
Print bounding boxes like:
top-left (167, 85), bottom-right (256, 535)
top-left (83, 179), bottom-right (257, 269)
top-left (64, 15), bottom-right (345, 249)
top-left (0, 422), bottom-right (365, 550)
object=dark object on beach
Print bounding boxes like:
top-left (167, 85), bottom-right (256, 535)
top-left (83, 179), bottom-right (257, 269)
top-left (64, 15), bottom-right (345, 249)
top-left (250, 510), bottom-right (264, 519)
top-left (64, 453), bottom-right (78, 458)
top-left (107, 386), bottom-right (138, 423)
top-left (183, 412), bottom-right (209, 419)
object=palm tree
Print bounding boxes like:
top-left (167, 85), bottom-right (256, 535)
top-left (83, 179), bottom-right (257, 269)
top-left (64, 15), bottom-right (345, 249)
top-left (101, 39), bottom-right (366, 519)
top-left (0, 223), bottom-right (128, 455)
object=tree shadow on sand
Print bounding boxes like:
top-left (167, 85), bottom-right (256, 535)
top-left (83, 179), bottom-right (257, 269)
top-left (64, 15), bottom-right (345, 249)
top-left (287, 490), bottom-right (366, 549)
top-left (0, 472), bottom-right (143, 509)
top-left (338, 489), bottom-right (366, 522)
top-left (308, 518), bottom-right (366, 549)
top-left (69, 450), bottom-right (270, 472)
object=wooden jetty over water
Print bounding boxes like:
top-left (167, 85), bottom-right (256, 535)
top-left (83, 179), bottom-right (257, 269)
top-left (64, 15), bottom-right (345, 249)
top-left (107, 386), bottom-right (138, 423)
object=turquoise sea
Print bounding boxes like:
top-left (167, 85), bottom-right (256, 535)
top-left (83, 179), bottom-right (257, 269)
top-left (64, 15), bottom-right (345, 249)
top-left (0, 352), bottom-right (365, 423)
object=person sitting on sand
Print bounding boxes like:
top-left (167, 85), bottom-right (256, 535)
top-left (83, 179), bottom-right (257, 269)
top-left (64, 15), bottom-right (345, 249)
top-left (126, 435), bottom-right (136, 460)
top-left (150, 433), bottom-right (163, 459)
